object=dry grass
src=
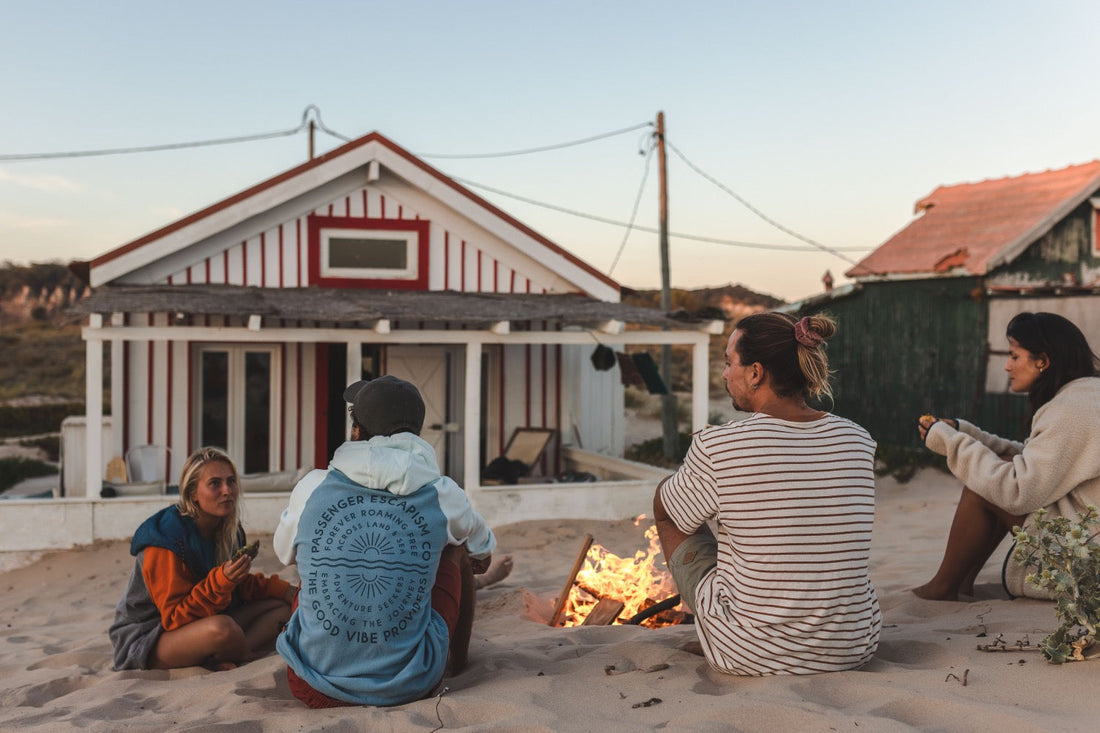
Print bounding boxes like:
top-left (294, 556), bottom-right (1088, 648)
top-left (0, 322), bottom-right (86, 402)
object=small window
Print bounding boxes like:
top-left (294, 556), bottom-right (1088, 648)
top-left (309, 215), bottom-right (430, 289)
top-left (323, 230), bottom-right (414, 278)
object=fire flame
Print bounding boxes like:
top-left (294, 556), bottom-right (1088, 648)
top-left (561, 517), bottom-right (682, 628)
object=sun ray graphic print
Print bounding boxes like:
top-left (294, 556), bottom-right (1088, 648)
top-left (347, 530), bottom-right (398, 599)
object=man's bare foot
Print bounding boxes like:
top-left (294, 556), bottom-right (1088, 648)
top-left (911, 582), bottom-right (958, 601)
top-left (475, 555), bottom-right (513, 589)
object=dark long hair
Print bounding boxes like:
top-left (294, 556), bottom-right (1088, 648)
top-left (1006, 311), bottom-right (1099, 413)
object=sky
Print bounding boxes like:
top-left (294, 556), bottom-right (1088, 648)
top-left (3, 1), bottom-right (1100, 302)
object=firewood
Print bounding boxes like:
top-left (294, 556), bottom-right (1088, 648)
top-left (581, 598), bottom-right (625, 626)
top-left (549, 534), bottom-right (593, 627)
top-left (625, 594), bottom-right (681, 625)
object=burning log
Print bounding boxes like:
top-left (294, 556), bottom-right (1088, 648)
top-left (549, 534), bottom-right (593, 627)
top-left (581, 597), bottom-right (625, 626)
top-left (625, 595), bottom-right (681, 625)
top-left (552, 521), bottom-right (685, 628)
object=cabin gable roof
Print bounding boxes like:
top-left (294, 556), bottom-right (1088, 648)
top-left (86, 132), bottom-right (619, 299)
top-left (847, 160), bottom-right (1100, 279)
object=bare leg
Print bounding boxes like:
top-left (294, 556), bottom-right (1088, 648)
top-left (913, 487), bottom-right (1026, 601)
top-left (230, 598), bottom-right (292, 659)
top-left (149, 615), bottom-right (248, 670)
top-left (441, 544), bottom-right (475, 675)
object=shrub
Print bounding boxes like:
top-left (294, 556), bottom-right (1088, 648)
top-left (624, 433), bottom-right (692, 468)
top-left (1014, 507), bottom-right (1100, 663)
top-left (0, 402), bottom-right (84, 439)
top-left (0, 456), bottom-right (58, 493)
top-left (19, 434), bottom-right (61, 462)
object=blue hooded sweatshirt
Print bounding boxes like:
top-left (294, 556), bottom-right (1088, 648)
top-left (276, 434), bottom-right (487, 706)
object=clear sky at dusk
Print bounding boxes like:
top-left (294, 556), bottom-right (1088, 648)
top-left (2, 1), bottom-right (1099, 302)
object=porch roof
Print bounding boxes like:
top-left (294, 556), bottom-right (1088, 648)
top-left (72, 284), bottom-right (722, 332)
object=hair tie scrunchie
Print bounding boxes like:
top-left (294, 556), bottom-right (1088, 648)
top-left (794, 317), bottom-right (824, 348)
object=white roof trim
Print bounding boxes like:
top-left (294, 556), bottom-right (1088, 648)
top-left (986, 171), bottom-right (1100, 271)
top-left (89, 136), bottom-right (618, 300)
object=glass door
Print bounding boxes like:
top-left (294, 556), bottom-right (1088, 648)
top-left (196, 345), bottom-right (279, 474)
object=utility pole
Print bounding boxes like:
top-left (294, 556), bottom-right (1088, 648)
top-left (656, 111), bottom-right (678, 460)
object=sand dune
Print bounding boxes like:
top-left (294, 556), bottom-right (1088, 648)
top-left (1, 468), bottom-right (1097, 731)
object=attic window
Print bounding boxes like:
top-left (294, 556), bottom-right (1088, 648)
top-left (308, 215), bottom-right (430, 289)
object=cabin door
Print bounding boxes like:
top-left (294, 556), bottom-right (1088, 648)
top-left (194, 344), bottom-right (280, 474)
top-left (386, 345), bottom-right (462, 476)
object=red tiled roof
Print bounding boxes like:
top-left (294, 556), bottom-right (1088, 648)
top-left (847, 161), bottom-right (1100, 278)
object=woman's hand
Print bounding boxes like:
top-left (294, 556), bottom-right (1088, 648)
top-left (918, 414), bottom-right (958, 442)
top-left (222, 553), bottom-right (252, 584)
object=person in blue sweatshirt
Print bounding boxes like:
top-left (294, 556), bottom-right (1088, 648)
top-left (275, 375), bottom-right (497, 708)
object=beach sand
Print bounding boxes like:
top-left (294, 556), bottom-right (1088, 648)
top-left (1, 468), bottom-right (1097, 732)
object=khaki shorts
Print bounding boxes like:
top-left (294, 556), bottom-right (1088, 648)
top-left (667, 532), bottom-right (718, 614)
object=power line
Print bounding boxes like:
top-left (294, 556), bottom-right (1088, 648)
top-left (0, 110), bottom-right (873, 260)
top-left (453, 175), bottom-right (870, 253)
top-left (0, 115), bottom-right (650, 164)
top-left (608, 142), bottom-right (655, 276)
top-left (0, 105), bottom-right (348, 162)
top-left (665, 139), bottom-right (861, 266)
top-left (0, 127), bottom-right (302, 162)
top-left (415, 122), bottom-right (653, 159)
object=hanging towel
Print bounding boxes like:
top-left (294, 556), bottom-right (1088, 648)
top-left (616, 351), bottom-right (645, 387)
top-left (632, 352), bottom-right (669, 394)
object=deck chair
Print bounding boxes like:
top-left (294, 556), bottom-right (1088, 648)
top-left (125, 445), bottom-right (171, 491)
top-left (483, 428), bottom-right (555, 484)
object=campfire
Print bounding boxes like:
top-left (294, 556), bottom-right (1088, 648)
top-left (549, 517), bottom-right (689, 629)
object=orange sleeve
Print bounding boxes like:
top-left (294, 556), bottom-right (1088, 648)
top-left (237, 572), bottom-right (292, 603)
top-left (141, 546), bottom-right (236, 631)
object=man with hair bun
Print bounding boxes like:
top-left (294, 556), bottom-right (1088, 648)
top-left (654, 312), bottom-right (882, 675)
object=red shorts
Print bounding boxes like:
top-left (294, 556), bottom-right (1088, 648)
top-left (286, 557), bottom-right (463, 709)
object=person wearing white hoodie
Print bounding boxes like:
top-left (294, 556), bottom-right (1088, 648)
top-left (274, 376), bottom-right (496, 708)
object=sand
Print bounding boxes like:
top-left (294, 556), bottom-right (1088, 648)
top-left (1, 468), bottom-right (1098, 732)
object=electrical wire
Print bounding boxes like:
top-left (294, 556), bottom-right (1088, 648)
top-left (0, 105), bottom-right (348, 162)
top-left (415, 122), bottom-right (653, 159)
top-left (608, 142), bottom-right (655, 276)
top-left (0, 109), bottom-right (874, 262)
top-left (665, 139), bottom-right (861, 266)
top-left (452, 175), bottom-right (870, 253)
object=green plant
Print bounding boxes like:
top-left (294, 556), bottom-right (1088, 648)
top-left (0, 456), bottom-right (58, 493)
top-left (0, 402), bottom-right (85, 439)
top-left (1013, 507), bottom-right (1100, 663)
top-left (19, 434), bottom-right (61, 462)
top-left (624, 433), bottom-right (692, 468)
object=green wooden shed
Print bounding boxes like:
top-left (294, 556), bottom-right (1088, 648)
top-left (789, 161), bottom-right (1100, 449)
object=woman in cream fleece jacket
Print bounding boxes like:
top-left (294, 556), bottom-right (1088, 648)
top-left (914, 312), bottom-right (1100, 601)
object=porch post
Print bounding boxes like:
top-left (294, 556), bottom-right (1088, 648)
top-left (692, 336), bottom-right (709, 433)
top-left (110, 314), bottom-right (124, 459)
top-left (85, 315), bottom-right (104, 498)
top-left (462, 340), bottom-right (482, 494)
top-left (345, 339), bottom-right (361, 440)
